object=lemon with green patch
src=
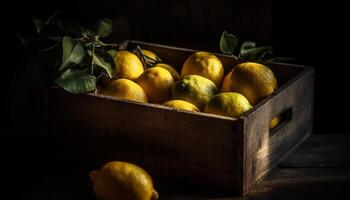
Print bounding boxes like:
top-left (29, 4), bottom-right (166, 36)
top-left (172, 75), bottom-right (217, 110)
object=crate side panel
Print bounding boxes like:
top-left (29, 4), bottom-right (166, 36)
top-left (243, 68), bottom-right (314, 193)
top-left (49, 88), bottom-right (241, 190)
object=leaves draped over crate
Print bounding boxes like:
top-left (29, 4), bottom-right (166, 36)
top-left (18, 12), bottom-right (163, 94)
top-left (17, 12), bottom-right (124, 94)
top-left (219, 31), bottom-right (293, 63)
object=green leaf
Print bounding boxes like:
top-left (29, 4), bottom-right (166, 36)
top-left (33, 18), bottom-right (44, 34)
top-left (92, 49), bottom-right (116, 78)
top-left (60, 36), bottom-right (85, 70)
top-left (220, 31), bottom-right (238, 55)
top-left (107, 49), bottom-right (117, 57)
top-left (240, 41), bottom-right (256, 56)
top-left (240, 46), bottom-right (274, 60)
top-left (90, 18), bottom-right (113, 37)
top-left (55, 68), bottom-right (96, 93)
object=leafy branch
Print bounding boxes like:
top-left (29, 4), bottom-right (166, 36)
top-left (17, 12), bottom-right (128, 94)
top-left (133, 46), bottom-right (161, 70)
top-left (219, 31), bottom-right (293, 63)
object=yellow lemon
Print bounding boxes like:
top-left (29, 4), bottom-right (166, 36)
top-left (230, 62), bottom-right (277, 105)
top-left (90, 161), bottom-right (159, 200)
top-left (181, 51), bottom-right (224, 87)
top-left (101, 79), bottom-right (148, 103)
top-left (204, 92), bottom-right (252, 118)
top-left (141, 49), bottom-right (162, 62)
top-left (270, 115), bottom-right (281, 129)
top-left (114, 51), bottom-right (144, 80)
top-left (172, 75), bottom-right (217, 110)
top-left (153, 63), bottom-right (181, 81)
top-left (220, 69), bottom-right (233, 92)
top-left (163, 100), bottom-right (199, 112)
top-left (136, 67), bottom-right (174, 103)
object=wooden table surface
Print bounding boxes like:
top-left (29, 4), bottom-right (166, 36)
top-left (4, 134), bottom-right (350, 200)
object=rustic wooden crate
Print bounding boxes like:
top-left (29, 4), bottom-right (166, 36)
top-left (48, 41), bottom-right (314, 195)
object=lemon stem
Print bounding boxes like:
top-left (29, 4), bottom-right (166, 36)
top-left (91, 43), bottom-right (96, 75)
top-left (90, 35), bottom-right (99, 75)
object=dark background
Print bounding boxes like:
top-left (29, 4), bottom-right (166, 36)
top-left (2, 0), bottom-right (349, 137)
top-left (1, 0), bottom-right (349, 199)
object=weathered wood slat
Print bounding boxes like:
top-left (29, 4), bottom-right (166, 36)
top-left (241, 66), bottom-right (314, 194)
top-left (49, 88), bottom-right (242, 191)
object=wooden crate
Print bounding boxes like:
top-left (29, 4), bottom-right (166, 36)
top-left (48, 41), bottom-right (314, 195)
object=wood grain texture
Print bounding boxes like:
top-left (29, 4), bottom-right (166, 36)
top-left (48, 41), bottom-right (314, 195)
top-left (242, 67), bottom-right (314, 194)
top-left (49, 88), bottom-right (243, 191)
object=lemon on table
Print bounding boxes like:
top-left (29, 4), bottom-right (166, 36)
top-left (153, 63), bottom-right (181, 81)
top-left (270, 115), bottom-right (281, 129)
top-left (220, 69), bottom-right (233, 92)
top-left (101, 79), bottom-right (148, 103)
top-left (230, 62), bottom-right (277, 105)
top-left (181, 51), bottom-right (224, 87)
top-left (163, 100), bottom-right (199, 112)
top-left (141, 49), bottom-right (162, 62)
top-left (204, 92), bottom-right (252, 118)
top-left (172, 75), bottom-right (217, 110)
top-left (136, 67), bottom-right (174, 103)
top-left (114, 51), bottom-right (144, 81)
top-left (90, 161), bottom-right (159, 200)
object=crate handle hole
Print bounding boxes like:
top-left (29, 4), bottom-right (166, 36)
top-left (269, 107), bottom-right (293, 137)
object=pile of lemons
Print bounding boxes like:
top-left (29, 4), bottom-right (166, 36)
top-left (98, 49), bottom-right (278, 120)
top-left (92, 49), bottom-right (280, 200)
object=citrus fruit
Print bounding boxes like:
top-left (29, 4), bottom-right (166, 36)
top-left (204, 92), bottom-right (252, 118)
top-left (90, 161), bottom-right (159, 200)
top-left (270, 115), bottom-right (281, 129)
top-left (141, 49), bottom-right (162, 62)
top-left (220, 69), bottom-right (233, 92)
top-left (230, 62), bottom-right (277, 105)
top-left (163, 100), bottom-right (199, 112)
top-left (171, 75), bottom-right (217, 110)
top-left (101, 79), bottom-right (148, 103)
top-left (136, 67), bottom-right (174, 103)
top-left (153, 63), bottom-right (180, 81)
top-left (181, 51), bottom-right (224, 87)
top-left (114, 51), bottom-right (144, 80)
